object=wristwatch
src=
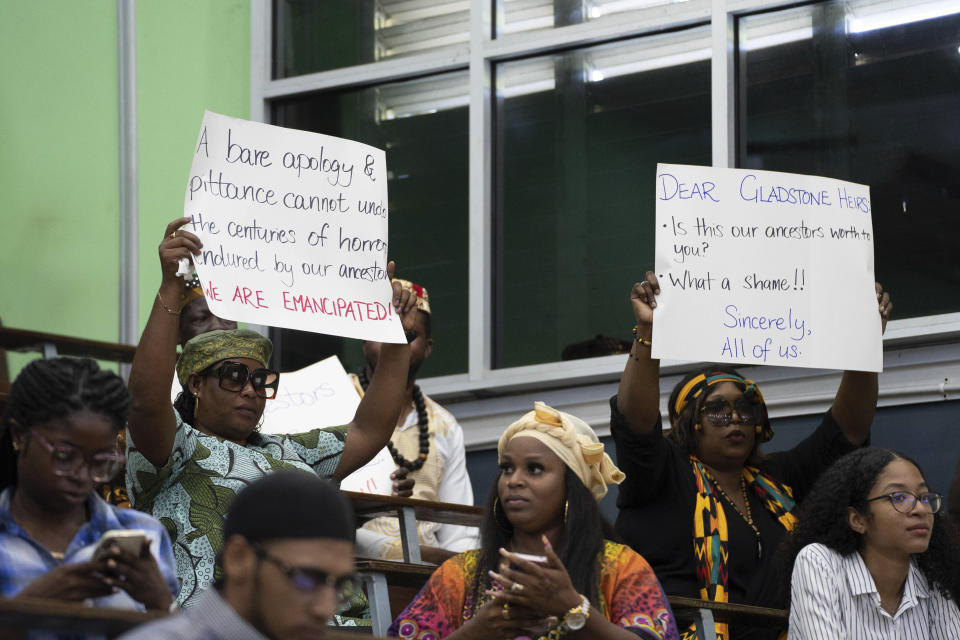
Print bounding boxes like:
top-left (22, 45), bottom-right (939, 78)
top-left (562, 595), bottom-right (590, 632)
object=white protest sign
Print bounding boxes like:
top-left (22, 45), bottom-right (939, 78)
top-left (182, 110), bottom-right (404, 343)
top-left (340, 447), bottom-right (395, 496)
top-left (653, 163), bottom-right (881, 372)
top-left (260, 355), bottom-right (360, 435)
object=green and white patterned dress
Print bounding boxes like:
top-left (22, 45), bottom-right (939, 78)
top-left (125, 411), bottom-right (347, 607)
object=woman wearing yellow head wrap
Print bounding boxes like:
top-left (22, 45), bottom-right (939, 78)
top-left (390, 402), bottom-right (679, 640)
top-left (124, 217), bottom-right (422, 608)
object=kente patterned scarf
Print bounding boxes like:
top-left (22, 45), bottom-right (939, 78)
top-left (682, 457), bottom-right (797, 640)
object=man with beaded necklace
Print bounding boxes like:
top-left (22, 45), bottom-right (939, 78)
top-left (352, 279), bottom-right (478, 564)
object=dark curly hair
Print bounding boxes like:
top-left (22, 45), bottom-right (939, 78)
top-left (667, 364), bottom-right (764, 463)
top-left (781, 447), bottom-right (960, 605)
top-left (469, 466), bottom-right (618, 612)
top-left (0, 357), bottom-right (130, 489)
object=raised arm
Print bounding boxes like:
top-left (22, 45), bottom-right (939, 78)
top-left (829, 283), bottom-right (892, 446)
top-left (127, 217), bottom-right (201, 466)
top-left (333, 261), bottom-right (413, 482)
top-left (615, 272), bottom-right (663, 435)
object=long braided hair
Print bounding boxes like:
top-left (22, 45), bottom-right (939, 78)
top-left (0, 357), bottom-right (130, 489)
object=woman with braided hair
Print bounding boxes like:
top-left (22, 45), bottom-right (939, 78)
top-left (389, 402), bottom-right (679, 640)
top-left (611, 272), bottom-right (893, 640)
top-left (0, 358), bottom-right (178, 612)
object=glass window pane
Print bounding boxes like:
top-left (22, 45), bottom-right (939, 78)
top-left (739, 0), bottom-right (960, 319)
top-left (499, 0), bottom-right (697, 36)
top-left (494, 27), bottom-right (711, 368)
top-left (270, 72), bottom-right (469, 376)
top-left (273, 0), bottom-right (469, 78)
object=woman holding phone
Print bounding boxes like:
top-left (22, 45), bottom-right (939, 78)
top-left (0, 358), bottom-right (178, 612)
top-left (389, 402), bottom-right (679, 640)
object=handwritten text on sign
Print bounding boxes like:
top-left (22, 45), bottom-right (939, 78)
top-left (183, 111), bottom-right (404, 343)
top-left (260, 356), bottom-right (360, 435)
top-left (652, 164), bottom-right (881, 372)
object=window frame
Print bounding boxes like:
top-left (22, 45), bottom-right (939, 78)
top-left (251, 0), bottom-right (960, 447)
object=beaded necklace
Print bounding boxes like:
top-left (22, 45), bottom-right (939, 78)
top-left (357, 369), bottom-right (429, 470)
top-left (702, 466), bottom-right (763, 559)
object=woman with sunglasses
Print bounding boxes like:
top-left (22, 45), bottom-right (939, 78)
top-left (611, 272), bottom-right (892, 639)
top-left (0, 358), bottom-right (178, 613)
top-left (785, 447), bottom-right (960, 639)
top-left (124, 217), bottom-right (419, 607)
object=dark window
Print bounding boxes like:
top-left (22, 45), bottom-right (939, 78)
top-left (738, 2), bottom-right (960, 318)
top-left (494, 29), bottom-right (712, 368)
top-left (273, 0), bottom-right (468, 78)
top-left (270, 72), bottom-right (469, 376)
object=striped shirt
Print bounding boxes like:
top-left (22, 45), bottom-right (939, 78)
top-left (789, 543), bottom-right (960, 639)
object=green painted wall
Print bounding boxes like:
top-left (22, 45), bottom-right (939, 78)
top-left (0, 0), bottom-right (250, 378)
top-left (0, 1), bottom-right (120, 374)
top-left (136, 0), bottom-right (250, 331)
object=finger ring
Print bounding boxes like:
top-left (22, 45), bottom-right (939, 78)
top-left (170, 231), bottom-right (177, 239)
top-left (510, 582), bottom-right (524, 594)
top-left (502, 603), bottom-right (511, 620)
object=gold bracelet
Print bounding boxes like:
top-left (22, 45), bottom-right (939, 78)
top-left (632, 325), bottom-right (651, 347)
top-left (156, 291), bottom-right (182, 315)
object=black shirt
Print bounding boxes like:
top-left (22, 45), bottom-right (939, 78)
top-left (611, 395), bottom-right (859, 610)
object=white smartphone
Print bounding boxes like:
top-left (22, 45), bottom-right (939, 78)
top-left (93, 529), bottom-right (147, 561)
top-left (512, 552), bottom-right (547, 565)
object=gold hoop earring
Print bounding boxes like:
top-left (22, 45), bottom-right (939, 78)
top-left (193, 394), bottom-right (200, 417)
top-left (564, 500), bottom-right (569, 524)
top-left (493, 497), bottom-right (512, 530)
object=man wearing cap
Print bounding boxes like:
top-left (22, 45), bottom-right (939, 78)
top-left (118, 472), bottom-right (358, 640)
top-left (352, 279), bottom-right (478, 564)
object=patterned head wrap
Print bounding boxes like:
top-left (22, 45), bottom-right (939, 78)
top-left (393, 278), bottom-right (430, 315)
top-left (672, 371), bottom-right (772, 443)
top-left (497, 401), bottom-right (624, 501)
top-left (175, 329), bottom-right (272, 386)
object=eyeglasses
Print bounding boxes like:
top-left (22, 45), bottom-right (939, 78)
top-left (204, 361), bottom-right (279, 399)
top-left (252, 545), bottom-right (360, 610)
top-left (699, 398), bottom-right (763, 427)
top-left (29, 431), bottom-right (124, 482)
top-left (867, 490), bottom-right (942, 514)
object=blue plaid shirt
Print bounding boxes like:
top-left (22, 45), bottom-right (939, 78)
top-left (0, 486), bottom-right (180, 610)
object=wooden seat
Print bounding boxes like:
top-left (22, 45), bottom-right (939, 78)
top-left (668, 596), bottom-right (789, 640)
top-left (0, 326), bottom-right (136, 363)
top-left (345, 493), bottom-right (483, 635)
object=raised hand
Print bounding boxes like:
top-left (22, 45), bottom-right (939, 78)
top-left (630, 271), bottom-right (660, 327)
top-left (158, 217), bottom-right (202, 287)
top-left (875, 282), bottom-right (892, 334)
top-left (386, 260), bottom-right (419, 333)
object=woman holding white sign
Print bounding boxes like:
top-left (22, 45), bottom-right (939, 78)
top-left (611, 271), bottom-right (892, 640)
top-left (124, 217), bottom-right (419, 608)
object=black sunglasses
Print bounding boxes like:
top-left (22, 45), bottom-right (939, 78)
top-left (204, 361), bottom-right (279, 399)
top-left (699, 398), bottom-right (763, 427)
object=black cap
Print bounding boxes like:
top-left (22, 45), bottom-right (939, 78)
top-left (223, 472), bottom-right (355, 544)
